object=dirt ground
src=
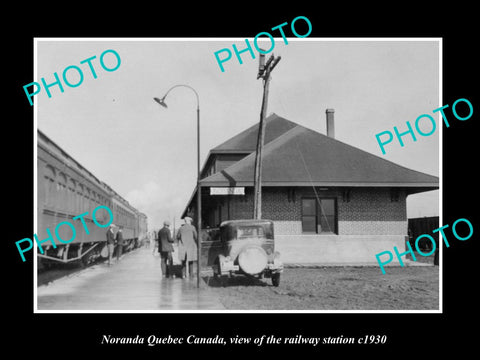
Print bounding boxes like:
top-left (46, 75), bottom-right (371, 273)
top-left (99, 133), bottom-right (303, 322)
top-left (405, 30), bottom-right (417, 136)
top-left (203, 265), bottom-right (439, 310)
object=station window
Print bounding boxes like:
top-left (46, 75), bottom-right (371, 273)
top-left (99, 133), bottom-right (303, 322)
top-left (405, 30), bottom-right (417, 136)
top-left (301, 198), bottom-right (337, 234)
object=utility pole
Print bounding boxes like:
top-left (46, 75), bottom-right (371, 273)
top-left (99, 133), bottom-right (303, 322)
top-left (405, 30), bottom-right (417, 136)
top-left (253, 52), bottom-right (281, 219)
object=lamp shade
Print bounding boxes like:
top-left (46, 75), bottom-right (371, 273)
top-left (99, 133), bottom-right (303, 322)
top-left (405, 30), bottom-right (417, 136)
top-left (153, 97), bottom-right (168, 108)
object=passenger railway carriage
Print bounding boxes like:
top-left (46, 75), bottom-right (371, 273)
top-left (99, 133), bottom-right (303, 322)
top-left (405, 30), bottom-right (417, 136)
top-left (37, 130), bottom-right (147, 267)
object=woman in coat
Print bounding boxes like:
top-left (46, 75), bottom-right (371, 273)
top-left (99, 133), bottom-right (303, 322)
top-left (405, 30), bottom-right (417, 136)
top-left (176, 216), bottom-right (198, 278)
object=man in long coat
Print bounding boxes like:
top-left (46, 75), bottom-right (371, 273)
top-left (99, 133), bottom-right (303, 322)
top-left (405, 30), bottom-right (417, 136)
top-left (115, 227), bottom-right (124, 262)
top-left (176, 216), bottom-right (198, 279)
top-left (158, 220), bottom-right (174, 278)
top-left (106, 224), bottom-right (116, 266)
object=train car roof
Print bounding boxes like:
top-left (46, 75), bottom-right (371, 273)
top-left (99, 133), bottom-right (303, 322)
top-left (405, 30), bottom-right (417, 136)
top-left (37, 129), bottom-right (139, 213)
top-left (38, 129), bottom-right (105, 187)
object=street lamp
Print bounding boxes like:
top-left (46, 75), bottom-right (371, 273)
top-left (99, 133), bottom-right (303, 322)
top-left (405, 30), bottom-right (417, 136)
top-left (154, 84), bottom-right (201, 288)
top-left (153, 97), bottom-right (168, 108)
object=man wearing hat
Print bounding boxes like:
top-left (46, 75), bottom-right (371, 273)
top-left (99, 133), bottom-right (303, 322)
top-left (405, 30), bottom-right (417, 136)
top-left (106, 224), bottom-right (116, 266)
top-left (158, 220), bottom-right (175, 278)
top-left (115, 226), bottom-right (124, 262)
top-left (176, 216), bottom-right (198, 279)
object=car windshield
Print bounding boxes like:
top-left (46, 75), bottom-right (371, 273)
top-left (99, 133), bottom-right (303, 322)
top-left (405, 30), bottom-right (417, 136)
top-left (237, 226), bottom-right (265, 238)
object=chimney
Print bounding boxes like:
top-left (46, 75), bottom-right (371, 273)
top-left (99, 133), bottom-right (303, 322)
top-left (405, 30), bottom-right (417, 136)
top-left (326, 108), bottom-right (335, 138)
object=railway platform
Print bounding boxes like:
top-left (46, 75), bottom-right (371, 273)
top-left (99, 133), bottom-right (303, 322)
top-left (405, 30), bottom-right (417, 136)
top-left (36, 246), bottom-right (225, 311)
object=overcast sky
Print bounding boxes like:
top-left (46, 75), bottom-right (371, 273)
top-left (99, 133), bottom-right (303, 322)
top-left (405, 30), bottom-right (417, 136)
top-left (36, 38), bottom-right (440, 230)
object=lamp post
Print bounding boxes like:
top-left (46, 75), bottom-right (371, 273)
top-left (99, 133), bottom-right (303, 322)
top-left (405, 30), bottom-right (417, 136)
top-left (154, 84), bottom-right (201, 288)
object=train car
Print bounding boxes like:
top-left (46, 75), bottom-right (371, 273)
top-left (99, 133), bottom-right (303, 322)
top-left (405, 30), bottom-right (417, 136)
top-left (110, 189), bottom-right (139, 251)
top-left (408, 216), bottom-right (439, 251)
top-left (37, 129), bottom-right (146, 267)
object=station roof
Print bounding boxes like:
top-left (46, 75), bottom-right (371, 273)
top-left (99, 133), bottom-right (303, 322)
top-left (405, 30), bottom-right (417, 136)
top-left (211, 114), bottom-right (298, 153)
top-left (200, 113), bottom-right (439, 190)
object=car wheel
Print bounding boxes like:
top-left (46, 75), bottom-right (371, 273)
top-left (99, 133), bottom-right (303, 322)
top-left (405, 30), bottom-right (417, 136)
top-left (271, 273), bottom-right (280, 287)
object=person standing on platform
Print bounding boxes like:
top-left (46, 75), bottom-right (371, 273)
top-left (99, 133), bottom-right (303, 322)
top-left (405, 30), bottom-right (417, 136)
top-left (116, 226), bottom-right (124, 262)
top-left (176, 216), bottom-right (198, 279)
top-left (158, 221), bottom-right (174, 278)
top-left (106, 224), bottom-right (116, 266)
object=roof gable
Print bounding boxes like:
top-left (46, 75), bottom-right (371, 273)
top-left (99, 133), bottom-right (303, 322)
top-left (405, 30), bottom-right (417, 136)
top-left (212, 113), bottom-right (298, 153)
top-left (201, 123), bottom-right (439, 188)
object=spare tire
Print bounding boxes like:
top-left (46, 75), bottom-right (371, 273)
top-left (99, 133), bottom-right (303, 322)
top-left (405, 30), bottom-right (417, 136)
top-left (238, 246), bottom-right (268, 275)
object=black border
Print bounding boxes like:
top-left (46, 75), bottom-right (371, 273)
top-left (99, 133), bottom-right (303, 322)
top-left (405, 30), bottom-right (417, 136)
top-left (7, 4), bottom-right (479, 356)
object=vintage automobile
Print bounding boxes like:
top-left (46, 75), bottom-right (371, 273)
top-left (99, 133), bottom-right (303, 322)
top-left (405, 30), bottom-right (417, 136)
top-left (212, 219), bottom-right (283, 286)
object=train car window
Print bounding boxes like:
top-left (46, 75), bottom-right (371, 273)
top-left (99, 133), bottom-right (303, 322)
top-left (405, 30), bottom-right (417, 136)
top-left (68, 178), bottom-right (76, 213)
top-left (58, 173), bottom-right (67, 210)
top-left (93, 192), bottom-right (97, 210)
top-left (77, 184), bottom-right (84, 214)
top-left (86, 188), bottom-right (91, 213)
top-left (44, 165), bottom-right (56, 208)
top-left (83, 187), bottom-right (88, 213)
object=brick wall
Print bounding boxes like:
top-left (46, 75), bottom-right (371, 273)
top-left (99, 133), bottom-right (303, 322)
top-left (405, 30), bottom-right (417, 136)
top-left (338, 188), bottom-right (407, 235)
top-left (229, 187), bottom-right (300, 221)
top-left (211, 186), bottom-right (409, 264)
top-left (228, 187), bottom-right (407, 236)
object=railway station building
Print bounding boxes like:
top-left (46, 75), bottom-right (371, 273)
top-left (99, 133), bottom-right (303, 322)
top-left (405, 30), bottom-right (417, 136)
top-left (183, 112), bottom-right (439, 265)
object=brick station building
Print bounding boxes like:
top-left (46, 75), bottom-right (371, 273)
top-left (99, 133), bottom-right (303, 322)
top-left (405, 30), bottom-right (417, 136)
top-left (183, 111), bottom-right (439, 265)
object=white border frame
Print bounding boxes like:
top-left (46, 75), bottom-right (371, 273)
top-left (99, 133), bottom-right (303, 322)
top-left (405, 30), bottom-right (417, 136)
top-left (33, 37), bottom-right (442, 314)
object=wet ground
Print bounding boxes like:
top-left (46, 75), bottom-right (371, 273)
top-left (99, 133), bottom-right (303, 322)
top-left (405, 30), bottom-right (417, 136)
top-left (36, 247), bottom-right (224, 311)
top-left (37, 247), bottom-right (439, 311)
